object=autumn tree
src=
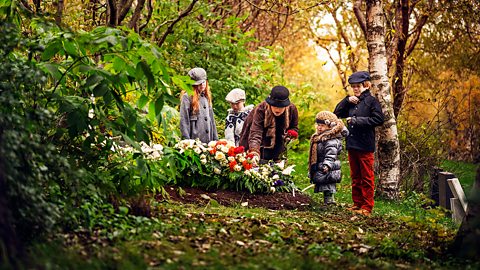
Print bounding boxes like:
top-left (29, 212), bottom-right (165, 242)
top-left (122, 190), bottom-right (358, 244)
top-left (354, 0), bottom-right (400, 199)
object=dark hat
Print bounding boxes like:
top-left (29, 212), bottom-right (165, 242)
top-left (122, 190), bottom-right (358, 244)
top-left (266, 86), bottom-right (290, 107)
top-left (348, 71), bottom-right (371, 84)
top-left (188, 67), bottom-right (207, 85)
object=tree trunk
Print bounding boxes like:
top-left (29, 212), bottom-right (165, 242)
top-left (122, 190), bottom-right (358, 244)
top-left (55, 0), bottom-right (64, 25)
top-left (365, 0), bottom-right (400, 199)
top-left (450, 165), bottom-right (480, 258)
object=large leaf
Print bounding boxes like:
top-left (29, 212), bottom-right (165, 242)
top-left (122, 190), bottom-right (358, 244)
top-left (41, 41), bottom-right (61, 61)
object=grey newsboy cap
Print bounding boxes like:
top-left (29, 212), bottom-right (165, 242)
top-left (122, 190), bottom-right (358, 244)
top-left (225, 88), bottom-right (246, 103)
top-left (348, 71), bottom-right (371, 84)
top-left (188, 67), bottom-right (207, 85)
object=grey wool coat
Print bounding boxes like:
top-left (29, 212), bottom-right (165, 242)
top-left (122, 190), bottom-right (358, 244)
top-left (179, 93), bottom-right (218, 143)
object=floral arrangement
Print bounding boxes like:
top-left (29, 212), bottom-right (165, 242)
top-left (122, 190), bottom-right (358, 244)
top-left (173, 139), bottom-right (296, 193)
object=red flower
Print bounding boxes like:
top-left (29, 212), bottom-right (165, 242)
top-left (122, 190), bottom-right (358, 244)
top-left (234, 146), bottom-right (245, 154)
top-left (246, 153), bottom-right (255, 159)
top-left (228, 147), bottom-right (236, 157)
top-left (242, 161), bottom-right (253, 170)
top-left (229, 160), bottom-right (237, 172)
top-left (286, 129), bottom-right (298, 139)
top-left (209, 148), bottom-right (217, 155)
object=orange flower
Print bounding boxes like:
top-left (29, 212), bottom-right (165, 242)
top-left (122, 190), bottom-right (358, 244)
top-left (228, 147), bottom-right (235, 157)
top-left (209, 148), bottom-right (217, 155)
top-left (242, 161), bottom-right (252, 170)
top-left (216, 141), bottom-right (227, 146)
top-left (229, 160), bottom-right (237, 172)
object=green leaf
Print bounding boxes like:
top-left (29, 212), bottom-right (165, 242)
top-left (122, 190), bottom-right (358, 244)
top-left (62, 40), bottom-right (79, 57)
top-left (93, 82), bottom-right (109, 97)
top-left (85, 74), bottom-right (104, 89)
top-left (137, 94), bottom-right (149, 109)
top-left (172, 75), bottom-right (193, 96)
top-left (112, 56), bottom-right (127, 72)
top-left (43, 63), bottom-right (62, 80)
top-left (41, 41), bottom-right (61, 61)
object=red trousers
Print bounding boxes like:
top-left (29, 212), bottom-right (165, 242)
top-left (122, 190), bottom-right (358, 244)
top-left (348, 149), bottom-right (375, 212)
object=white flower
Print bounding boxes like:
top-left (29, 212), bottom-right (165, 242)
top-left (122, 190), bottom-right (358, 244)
top-left (214, 168), bottom-right (221, 174)
top-left (200, 154), bottom-right (206, 160)
top-left (276, 160), bottom-right (285, 170)
top-left (149, 151), bottom-right (161, 159)
top-left (244, 170), bottom-right (251, 176)
top-left (208, 141), bottom-right (217, 148)
top-left (215, 152), bottom-right (225, 161)
top-left (270, 187), bottom-right (276, 193)
top-left (236, 155), bottom-right (246, 163)
top-left (194, 147), bottom-right (202, 154)
top-left (282, 165), bottom-right (296, 175)
top-left (152, 144), bottom-right (163, 152)
top-left (228, 156), bottom-right (235, 162)
top-left (220, 145), bottom-right (229, 153)
top-left (200, 159), bottom-right (207, 164)
top-left (272, 174), bottom-right (279, 180)
top-left (234, 164), bottom-right (242, 171)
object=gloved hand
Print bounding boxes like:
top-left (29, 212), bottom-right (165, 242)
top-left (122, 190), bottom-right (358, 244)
top-left (320, 164), bottom-right (330, 173)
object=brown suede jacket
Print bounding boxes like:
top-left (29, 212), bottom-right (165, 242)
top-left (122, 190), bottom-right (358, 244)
top-left (239, 101), bottom-right (299, 156)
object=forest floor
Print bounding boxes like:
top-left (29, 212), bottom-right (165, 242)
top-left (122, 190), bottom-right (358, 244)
top-left (24, 153), bottom-right (479, 269)
top-left (161, 185), bottom-right (313, 210)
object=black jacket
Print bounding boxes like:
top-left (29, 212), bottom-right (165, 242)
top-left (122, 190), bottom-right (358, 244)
top-left (333, 90), bottom-right (384, 152)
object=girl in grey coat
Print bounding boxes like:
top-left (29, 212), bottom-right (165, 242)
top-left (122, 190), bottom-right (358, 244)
top-left (180, 68), bottom-right (218, 143)
top-left (308, 111), bottom-right (346, 205)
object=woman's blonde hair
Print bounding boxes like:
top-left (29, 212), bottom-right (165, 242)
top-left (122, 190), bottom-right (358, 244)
top-left (188, 81), bottom-right (212, 115)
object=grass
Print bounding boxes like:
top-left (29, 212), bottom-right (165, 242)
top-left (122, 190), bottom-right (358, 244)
top-left (15, 143), bottom-right (479, 269)
top-left (440, 160), bottom-right (478, 194)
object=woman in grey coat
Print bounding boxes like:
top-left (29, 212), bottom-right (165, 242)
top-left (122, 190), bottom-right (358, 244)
top-left (308, 111), bottom-right (346, 205)
top-left (179, 68), bottom-right (218, 143)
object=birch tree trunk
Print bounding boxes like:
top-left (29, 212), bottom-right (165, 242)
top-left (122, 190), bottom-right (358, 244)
top-left (365, 0), bottom-right (400, 199)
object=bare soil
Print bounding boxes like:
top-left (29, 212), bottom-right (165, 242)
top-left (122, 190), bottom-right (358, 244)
top-left (158, 186), bottom-right (313, 210)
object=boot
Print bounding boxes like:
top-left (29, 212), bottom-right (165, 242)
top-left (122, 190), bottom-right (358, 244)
top-left (324, 192), bottom-right (335, 205)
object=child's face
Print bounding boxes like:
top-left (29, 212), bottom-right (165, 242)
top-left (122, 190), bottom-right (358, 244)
top-left (316, 123), bottom-right (329, 134)
top-left (350, 83), bottom-right (367, 97)
top-left (230, 101), bottom-right (245, 112)
top-left (194, 81), bottom-right (207, 93)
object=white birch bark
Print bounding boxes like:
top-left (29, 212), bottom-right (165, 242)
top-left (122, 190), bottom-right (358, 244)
top-left (366, 0), bottom-right (400, 199)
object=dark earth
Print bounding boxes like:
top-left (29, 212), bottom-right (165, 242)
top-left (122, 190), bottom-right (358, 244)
top-left (158, 186), bottom-right (313, 210)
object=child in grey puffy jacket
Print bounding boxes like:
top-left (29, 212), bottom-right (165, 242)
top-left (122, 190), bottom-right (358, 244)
top-left (308, 111), bottom-right (346, 205)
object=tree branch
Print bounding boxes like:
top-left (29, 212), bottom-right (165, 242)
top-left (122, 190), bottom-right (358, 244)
top-left (107, 0), bottom-right (117, 27)
top-left (19, 0), bottom-right (33, 13)
top-left (157, 0), bottom-right (198, 48)
top-left (353, 0), bottom-right (367, 38)
top-left (118, 0), bottom-right (134, 25)
top-left (139, 0), bottom-right (153, 32)
top-left (128, 0), bottom-right (146, 31)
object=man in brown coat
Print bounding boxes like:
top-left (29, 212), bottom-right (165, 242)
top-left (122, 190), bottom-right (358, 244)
top-left (239, 86), bottom-right (299, 163)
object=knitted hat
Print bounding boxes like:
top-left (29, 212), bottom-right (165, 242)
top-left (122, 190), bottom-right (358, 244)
top-left (225, 88), bottom-right (246, 103)
top-left (315, 111), bottom-right (339, 127)
top-left (308, 111), bottom-right (345, 169)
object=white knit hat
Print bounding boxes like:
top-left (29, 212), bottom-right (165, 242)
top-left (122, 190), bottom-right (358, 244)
top-left (225, 88), bottom-right (246, 103)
